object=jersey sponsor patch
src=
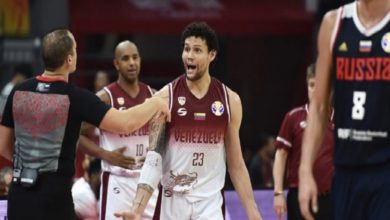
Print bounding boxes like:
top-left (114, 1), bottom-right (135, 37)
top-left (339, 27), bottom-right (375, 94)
top-left (337, 128), bottom-right (388, 141)
top-left (113, 187), bottom-right (121, 194)
top-left (382, 32), bottom-right (390, 53)
top-left (211, 101), bottom-right (224, 116)
top-left (36, 82), bottom-right (51, 92)
top-left (117, 97), bottom-right (125, 105)
top-left (177, 107), bottom-right (187, 116)
top-left (338, 42), bottom-right (348, 52)
top-left (178, 96), bottom-right (186, 106)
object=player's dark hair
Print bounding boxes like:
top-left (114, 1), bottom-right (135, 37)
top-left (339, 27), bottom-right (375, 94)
top-left (181, 22), bottom-right (219, 52)
top-left (87, 159), bottom-right (101, 177)
top-left (257, 133), bottom-right (274, 151)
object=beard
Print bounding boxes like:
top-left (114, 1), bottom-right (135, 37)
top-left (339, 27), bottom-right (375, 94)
top-left (122, 73), bottom-right (138, 85)
top-left (186, 72), bottom-right (202, 81)
top-left (185, 67), bottom-right (205, 82)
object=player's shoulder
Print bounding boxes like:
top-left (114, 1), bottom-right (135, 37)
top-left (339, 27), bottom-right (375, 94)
top-left (95, 88), bottom-right (111, 104)
top-left (224, 85), bottom-right (240, 104)
top-left (153, 84), bottom-right (170, 102)
top-left (322, 4), bottom-right (347, 27)
top-left (138, 81), bottom-right (157, 95)
top-left (138, 81), bottom-right (153, 89)
top-left (287, 105), bottom-right (307, 117)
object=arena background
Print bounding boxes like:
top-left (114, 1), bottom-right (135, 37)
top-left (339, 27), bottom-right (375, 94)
top-left (0, 0), bottom-right (352, 219)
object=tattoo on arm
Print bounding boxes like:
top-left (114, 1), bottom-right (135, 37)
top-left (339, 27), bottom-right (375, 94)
top-left (133, 195), bottom-right (146, 209)
top-left (138, 183), bottom-right (154, 194)
top-left (149, 120), bottom-right (166, 155)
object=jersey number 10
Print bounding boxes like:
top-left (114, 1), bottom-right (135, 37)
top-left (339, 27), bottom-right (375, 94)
top-left (352, 91), bottom-right (366, 120)
top-left (136, 144), bottom-right (144, 156)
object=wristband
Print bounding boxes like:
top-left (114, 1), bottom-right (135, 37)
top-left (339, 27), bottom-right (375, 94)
top-left (274, 191), bottom-right (283, 196)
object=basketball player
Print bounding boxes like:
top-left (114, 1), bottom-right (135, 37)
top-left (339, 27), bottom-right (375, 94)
top-left (299, 1), bottom-right (390, 220)
top-left (79, 40), bottom-right (158, 220)
top-left (273, 64), bottom-right (334, 220)
top-left (115, 22), bottom-right (263, 220)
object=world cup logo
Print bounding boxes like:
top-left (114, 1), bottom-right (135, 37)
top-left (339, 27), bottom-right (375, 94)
top-left (211, 101), bottom-right (224, 116)
top-left (381, 33), bottom-right (390, 53)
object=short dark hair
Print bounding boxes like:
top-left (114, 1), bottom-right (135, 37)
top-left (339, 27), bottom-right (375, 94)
top-left (306, 63), bottom-right (316, 81)
top-left (258, 133), bottom-right (274, 150)
top-left (181, 22), bottom-right (218, 52)
top-left (87, 159), bottom-right (101, 177)
top-left (42, 29), bottom-right (74, 71)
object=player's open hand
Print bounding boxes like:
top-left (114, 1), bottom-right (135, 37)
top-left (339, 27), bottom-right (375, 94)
top-left (298, 168), bottom-right (318, 220)
top-left (114, 211), bottom-right (141, 220)
top-left (104, 146), bottom-right (136, 169)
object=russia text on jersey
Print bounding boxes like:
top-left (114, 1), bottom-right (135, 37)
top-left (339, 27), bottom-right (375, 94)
top-left (336, 57), bottom-right (390, 81)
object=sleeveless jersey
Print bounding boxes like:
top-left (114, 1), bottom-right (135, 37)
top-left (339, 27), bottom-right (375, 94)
top-left (100, 82), bottom-right (153, 176)
top-left (332, 2), bottom-right (390, 166)
top-left (162, 75), bottom-right (230, 202)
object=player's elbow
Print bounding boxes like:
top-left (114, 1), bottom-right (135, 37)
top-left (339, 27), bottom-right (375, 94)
top-left (227, 159), bottom-right (246, 175)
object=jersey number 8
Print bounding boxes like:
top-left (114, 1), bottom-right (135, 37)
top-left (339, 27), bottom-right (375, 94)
top-left (352, 91), bottom-right (366, 120)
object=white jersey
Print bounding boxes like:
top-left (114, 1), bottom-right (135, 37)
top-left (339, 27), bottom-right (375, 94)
top-left (99, 82), bottom-right (153, 176)
top-left (72, 178), bottom-right (99, 219)
top-left (162, 75), bottom-right (230, 202)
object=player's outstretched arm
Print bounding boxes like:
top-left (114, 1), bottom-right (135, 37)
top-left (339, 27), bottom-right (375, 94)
top-left (225, 89), bottom-right (263, 220)
top-left (115, 86), bottom-right (169, 219)
top-left (299, 9), bottom-right (337, 220)
top-left (99, 92), bottom-right (170, 134)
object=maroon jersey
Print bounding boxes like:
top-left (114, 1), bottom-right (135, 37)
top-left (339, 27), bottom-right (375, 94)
top-left (162, 75), bottom-right (230, 201)
top-left (100, 81), bottom-right (154, 176)
top-left (276, 104), bottom-right (334, 193)
top-left (104, 81), bottom-right (153, 109)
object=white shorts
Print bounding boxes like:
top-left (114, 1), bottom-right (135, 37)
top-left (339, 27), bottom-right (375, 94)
top-left (100, 172), bottom-right (158, 220)
top-left (159, 191), bottom-right (224, 220)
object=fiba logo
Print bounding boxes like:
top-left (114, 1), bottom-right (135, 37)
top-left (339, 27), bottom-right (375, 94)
top-left (211, 101), bottom-right (224, 116)
top-left (381, 32), bottom-right (390, 53)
